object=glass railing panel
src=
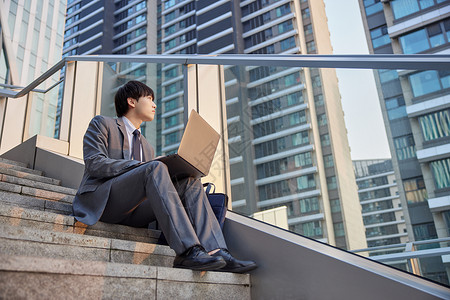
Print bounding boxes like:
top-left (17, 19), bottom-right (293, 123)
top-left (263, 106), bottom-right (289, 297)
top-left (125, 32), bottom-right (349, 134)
top-left (99, 61), bottom-right (186, 157)
top-left (27, 77), bottom-right (64, 139)
top-left (221, 63), bottom-right (450, 287)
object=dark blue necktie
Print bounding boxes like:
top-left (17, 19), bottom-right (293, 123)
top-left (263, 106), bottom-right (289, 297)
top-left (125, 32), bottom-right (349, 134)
top-left (132, 129), bottom-right (141, 161)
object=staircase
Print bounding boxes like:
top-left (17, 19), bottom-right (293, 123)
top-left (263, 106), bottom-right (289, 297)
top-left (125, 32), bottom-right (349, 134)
top-left (0, 157), bottom-right (251, 299)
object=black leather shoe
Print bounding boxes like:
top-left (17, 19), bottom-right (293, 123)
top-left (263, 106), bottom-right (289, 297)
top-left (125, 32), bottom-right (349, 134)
top-left (173, 245), bottom-right (226, 271)
top-left (212, 249), bottom-right (257, 273)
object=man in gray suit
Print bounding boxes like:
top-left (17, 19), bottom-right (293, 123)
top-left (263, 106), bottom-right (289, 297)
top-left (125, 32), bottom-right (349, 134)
top-left (73, 80), bottom-right (256, 273)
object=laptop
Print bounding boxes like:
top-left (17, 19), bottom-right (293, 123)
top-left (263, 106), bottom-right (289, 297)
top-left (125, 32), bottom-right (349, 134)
top-left (156, 110), bottom-right (220, 179)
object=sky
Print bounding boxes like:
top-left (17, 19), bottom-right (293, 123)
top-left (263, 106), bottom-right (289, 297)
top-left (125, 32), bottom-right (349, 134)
top-left (322, 0), bottom-right (391, 160)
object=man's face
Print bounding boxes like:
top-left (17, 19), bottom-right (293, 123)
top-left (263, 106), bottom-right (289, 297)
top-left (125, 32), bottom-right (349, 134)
top-left (134, 95), bottom-right (156, 122)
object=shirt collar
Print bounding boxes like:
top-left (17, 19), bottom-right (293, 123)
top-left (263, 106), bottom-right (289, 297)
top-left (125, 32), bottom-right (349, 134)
top-left (121, 116), bottom-right (140, 136)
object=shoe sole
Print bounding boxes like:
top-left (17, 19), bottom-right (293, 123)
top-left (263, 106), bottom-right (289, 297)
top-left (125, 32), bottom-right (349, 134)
top-left (173, 260), bottom-right (227, 271)
top-left (217, 262), bottom-right (258, 274)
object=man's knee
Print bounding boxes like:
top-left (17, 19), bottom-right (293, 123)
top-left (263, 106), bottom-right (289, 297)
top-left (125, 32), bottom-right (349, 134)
top-left (144, 160), bottom-right (169, 176)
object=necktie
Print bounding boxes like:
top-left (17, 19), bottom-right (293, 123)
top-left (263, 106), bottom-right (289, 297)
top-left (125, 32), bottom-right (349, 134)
top-left (132, 129), bottom-right (141, 161)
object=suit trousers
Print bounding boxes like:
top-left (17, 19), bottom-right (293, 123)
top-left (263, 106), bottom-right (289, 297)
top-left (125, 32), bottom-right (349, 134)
top-left (99, 160), bottom-right (227, 255)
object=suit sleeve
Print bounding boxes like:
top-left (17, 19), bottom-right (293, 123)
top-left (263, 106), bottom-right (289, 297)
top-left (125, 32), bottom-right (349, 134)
top-left (83, 116), bottom-right (141, 178)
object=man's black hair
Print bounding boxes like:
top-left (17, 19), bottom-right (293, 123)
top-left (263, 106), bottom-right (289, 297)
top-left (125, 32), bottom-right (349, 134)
top-left (114, 80), bottom-right (154, 117)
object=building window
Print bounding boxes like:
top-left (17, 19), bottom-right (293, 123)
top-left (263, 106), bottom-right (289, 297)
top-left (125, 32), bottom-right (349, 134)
top-left (287, 91), bottom-right (304, 106)
top-left (164, 0), bottom-right (176, 9)
top-left (280, 36), bottom-right (296, 51)
top-left (370, 25), bottom-right (390, 48)
top-left (304, 24), bottom-right (313, 35)
top-left (317, 113), bottom-right (327, 126)
top-left (294, 152), bottom-right (312, 168)
top-left (165, 38), bottom-right (177, 50)
top-left (275, 3), bottom-right (291, 17)
top-left (302, 8), bottom-right (310, 19)
top-left (302, 221), bottom-right (323, 238)
top-left (385, 96), bottom-right (407, 120)
top-left (334, 222), bottom-right (345, 237)
top-left (327, 176), bottom-right (337, 190)
top-left (297, 174), bottom-right (316, 190)
top-left (165, 132), bottom-right (179, 145)
top-left (278, 20), bottom-right (293, 34)
top-left (419, 109), bottom-right (450, 141)
top-left (430, 158), bottom-right (450, 189)
top-left (311, 74), bottom-right (321, 87)
top-left (323, 154), bottom-right (334, 168)
top-left (409, 70), bottom-right (450, 97)
top-left (391, 0), bottom-right (445, 20)
top-left (394, 135), bottom-right (416, 160)
top-left (165, 11), bottom-right (175, 22)
top-left (400, 20), bottom-right (450, 54)
top-left (165, 24), bottom-right (176, 36)
top-left (314, 94), bottom-right (324, 106)
top-left (165, 114), bottom-right (178, 128)
top-left (306, 41), bottom-right (316, 53)
top-left (403, 177), bottom-right (428, 204)
top-left (378, 69), bottom-right (398, 83)
top-left (299, 197), bottom-right (319, 214)
top-left (289, 111), bottom-right (307, 126)
top-left (164, 82), bottom-right (177, 96)
top-left (364, 0), bottom-right (383, 16)
top-left (413, 222), bottom-right (437, 241)
top-left (330, 199), bottom-right (341, 213)
top-left (292, 131), bottom-right (309, 146)
top-left (320, 133), bottom-right (330, 146)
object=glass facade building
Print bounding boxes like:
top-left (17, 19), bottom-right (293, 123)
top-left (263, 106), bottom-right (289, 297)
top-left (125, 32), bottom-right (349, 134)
top-left (0, 0), bottom-right (66, 152)
top-left (353, 159), bottom-right (408, 248)
top-left (358, 0), bottom-right (450, 284)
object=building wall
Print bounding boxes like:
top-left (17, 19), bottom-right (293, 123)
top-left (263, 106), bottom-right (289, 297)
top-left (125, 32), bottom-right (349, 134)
top-left (0, 0), bottom-right (66, 153)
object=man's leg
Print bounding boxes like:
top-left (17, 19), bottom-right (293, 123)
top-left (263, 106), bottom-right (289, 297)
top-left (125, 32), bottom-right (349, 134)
top-left (100, 161), bottom-right (201, 255)
top-left (173, 177), bottom-right (227, 252)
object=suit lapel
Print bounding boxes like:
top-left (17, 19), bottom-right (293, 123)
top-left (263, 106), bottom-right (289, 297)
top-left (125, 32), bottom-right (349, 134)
top-left (141, 137), bottom-right (154, 161)
top-left (116, 118), bottom-right (130, 159)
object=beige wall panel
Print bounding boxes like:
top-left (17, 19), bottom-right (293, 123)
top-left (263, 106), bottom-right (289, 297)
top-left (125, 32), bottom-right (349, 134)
top-left (68, 61), bottom-right (100, 159)
top-left (0, 96), bottom-right (27, 154)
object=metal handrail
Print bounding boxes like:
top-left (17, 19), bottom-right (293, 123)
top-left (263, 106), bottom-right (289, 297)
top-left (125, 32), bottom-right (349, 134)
top-left (1, 53), bottom-right (450, 98)
top-left (352, 236), bottom-right (450, 253)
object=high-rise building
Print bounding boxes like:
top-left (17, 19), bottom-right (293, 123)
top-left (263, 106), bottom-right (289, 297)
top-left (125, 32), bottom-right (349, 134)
top-left (159, 0), bottom-right (366, 250)
top-left (358, 0), bottom-right (450, 284)
top-left (353, 159), bottom-right (408, 248)
top-left (358, 0), bottom-right (450, 242)
top-left (0, 0), bottom-right (66, 153)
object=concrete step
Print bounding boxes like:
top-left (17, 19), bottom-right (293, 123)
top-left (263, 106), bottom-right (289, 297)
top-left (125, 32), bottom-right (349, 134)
top-left (0, 157), bottom-right (28, 168)
top-left (0, 202), bottom-right (161, 244)
top-left (0, 160), bottom-right (43, 176)
top-left (0, 191), bottom-right (72, 215)
top-left (0, 181), bottom-right (74, 204)
top-left (0, 254), bottom-right (250, 299)
top-left (0, 223), bottom-right (174, 268)
top-left (1, 173), bottom-right (76, 196)
top-left (0, 166), bottom-right (61, 186)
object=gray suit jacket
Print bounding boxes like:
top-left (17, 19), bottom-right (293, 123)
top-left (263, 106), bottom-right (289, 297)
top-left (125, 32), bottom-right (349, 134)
top-left (72, 115), bottom-right (155, 225)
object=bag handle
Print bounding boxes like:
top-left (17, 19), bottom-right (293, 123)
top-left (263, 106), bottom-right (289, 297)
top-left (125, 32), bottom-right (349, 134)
top-left (203, 182), bottom-right (216, 195)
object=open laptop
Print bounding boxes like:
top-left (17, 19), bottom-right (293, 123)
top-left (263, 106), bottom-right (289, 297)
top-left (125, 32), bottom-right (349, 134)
top-left (156, 110), bottom-right (220, 179)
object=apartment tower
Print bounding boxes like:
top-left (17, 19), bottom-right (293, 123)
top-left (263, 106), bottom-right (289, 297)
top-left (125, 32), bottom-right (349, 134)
top-left (358, 0), bottom-right (450, 283)
top-left (160, 0), bottom-right (366, 250)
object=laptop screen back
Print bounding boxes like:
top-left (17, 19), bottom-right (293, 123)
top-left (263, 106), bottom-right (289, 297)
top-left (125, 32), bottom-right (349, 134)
top-left (178, 110), bottom-right (220, 176)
